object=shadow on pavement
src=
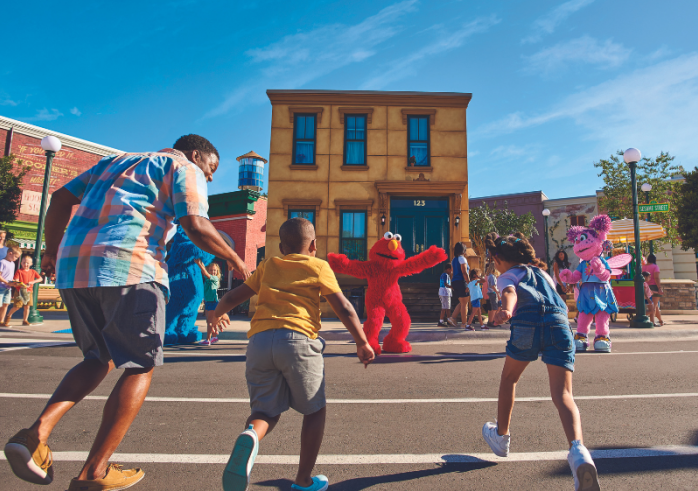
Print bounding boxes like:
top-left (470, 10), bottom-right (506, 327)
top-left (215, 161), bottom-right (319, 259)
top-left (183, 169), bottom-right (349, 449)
top-left (368, 352), bottom-right (504, 365)
top-left (254, 461), bottom-right (496, 490)
top-left (548, 454), bottom-right (698, 477)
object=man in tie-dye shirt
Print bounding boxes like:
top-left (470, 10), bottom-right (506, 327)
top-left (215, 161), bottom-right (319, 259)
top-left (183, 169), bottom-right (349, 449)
top-left (4, 135), bottom-right (248, 491)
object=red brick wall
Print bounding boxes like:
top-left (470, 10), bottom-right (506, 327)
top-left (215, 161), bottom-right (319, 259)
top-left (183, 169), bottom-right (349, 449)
top-left (2, 129), bottom-right (104, 223)
top-left (213, 198), bottom-right (267, 278)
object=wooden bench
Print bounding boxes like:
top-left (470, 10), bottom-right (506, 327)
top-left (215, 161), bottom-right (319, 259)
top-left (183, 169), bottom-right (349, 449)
top-left (35, 286), bottom-right (64, 310)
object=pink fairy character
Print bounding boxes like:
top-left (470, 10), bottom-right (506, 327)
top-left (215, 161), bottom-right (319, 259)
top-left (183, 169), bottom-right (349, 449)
top-left (559, 215), bottom-right (631, 353)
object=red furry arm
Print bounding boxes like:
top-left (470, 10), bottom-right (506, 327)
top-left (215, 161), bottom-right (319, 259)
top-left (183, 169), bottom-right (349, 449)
top-left (327, 253), bottom-right (371, 279)
top-left (395, 246), bottom-right (448, 277)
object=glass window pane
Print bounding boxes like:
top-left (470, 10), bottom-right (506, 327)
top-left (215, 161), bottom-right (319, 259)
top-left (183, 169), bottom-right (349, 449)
top-left (295, 141), bottom-right (314, 164)
top-left (356, 116), bottom-right (365, 130)
top-left (409, 118), bottom-right (418, 140)
top-left (296, 116), bottom-right (306, 139)
top-left (347, 130), bottom-right (356, 140)
top-left (305, 116), bottom-right (315, 139)
top-left (347, 116), bottom-right (355, 130)
top-left (353, 213), bottom-right (366, 238)
top-left (355, 129), bottom-right (365, 140)
top-left (419, 117), bottom-right (428, 141)
top-left (409, 143), bottom-right (428, 166)
top-left (341, 213), bottom-right (353, 237)
top-left (345, 142), bottom-right (364, 165)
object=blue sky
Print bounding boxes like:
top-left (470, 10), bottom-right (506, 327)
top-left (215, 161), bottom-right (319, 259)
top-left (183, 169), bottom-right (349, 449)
top-left (2, 0), bottom-right (697, 199)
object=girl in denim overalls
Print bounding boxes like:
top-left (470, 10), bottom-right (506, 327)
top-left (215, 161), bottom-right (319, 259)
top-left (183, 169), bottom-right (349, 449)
top-left (481, 232), bottom-right (600, 491)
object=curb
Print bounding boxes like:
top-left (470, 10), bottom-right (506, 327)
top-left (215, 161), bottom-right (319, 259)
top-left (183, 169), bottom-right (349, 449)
top-left (219, 327), bottom-right (698, 343)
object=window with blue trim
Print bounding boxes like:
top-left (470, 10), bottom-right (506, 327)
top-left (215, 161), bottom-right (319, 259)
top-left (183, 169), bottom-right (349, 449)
top-left (408, 116), bottom-right (430, 166)
top-left (289, 209), bottom-right (316, 226)
top-left (340, 211), bottom-right (367, 260)
top-left (293, 114), bottom-right (316, 165)
top-left (344, 115), bottom-right (366, 165)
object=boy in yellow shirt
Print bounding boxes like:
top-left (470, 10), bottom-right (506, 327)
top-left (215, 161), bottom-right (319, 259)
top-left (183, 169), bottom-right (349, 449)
top-left (210, 218), bottom-right (375, 491)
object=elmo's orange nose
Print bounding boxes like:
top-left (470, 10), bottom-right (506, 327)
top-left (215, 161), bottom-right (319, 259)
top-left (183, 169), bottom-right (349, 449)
top-left (388, 240), bottom-right (399, 251)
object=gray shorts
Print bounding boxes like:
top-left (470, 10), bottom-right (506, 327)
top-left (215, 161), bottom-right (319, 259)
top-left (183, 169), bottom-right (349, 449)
top-left (488, 292), bottom-right (498, 310)
top-left (246, 328), bottom-right (326, 417)
top-left (60, 282), bottom-right (166, 369)
top-left (439, 295), bottom-right (451, 309)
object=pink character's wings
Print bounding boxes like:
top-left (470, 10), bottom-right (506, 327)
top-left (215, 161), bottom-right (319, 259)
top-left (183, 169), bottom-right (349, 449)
top-left (607, 254), bottom-right (632, 276)
top-left (327, 253), bottom-right (372, 279)
top-left (395, 245), bottom-right (448, 277)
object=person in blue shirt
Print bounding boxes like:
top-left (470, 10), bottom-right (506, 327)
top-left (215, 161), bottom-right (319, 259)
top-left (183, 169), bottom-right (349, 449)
top-left (438, 264), bottom-right (455, 327)
top-left (466, 269), bottom-right (487, 330)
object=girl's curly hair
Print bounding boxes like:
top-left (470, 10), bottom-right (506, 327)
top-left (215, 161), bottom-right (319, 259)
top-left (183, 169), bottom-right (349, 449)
top-left (485, 232), bottom-right (547, 270)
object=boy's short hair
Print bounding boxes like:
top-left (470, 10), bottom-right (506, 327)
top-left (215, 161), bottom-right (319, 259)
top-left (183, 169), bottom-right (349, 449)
top-left (444, 263), bottom-right (452, 271)
top-left (6, 246), bottom-right (21, 256)
top-left (471, 268), bottom-right (480, 278)
top-left (279, 218), bottom-right (315, 254)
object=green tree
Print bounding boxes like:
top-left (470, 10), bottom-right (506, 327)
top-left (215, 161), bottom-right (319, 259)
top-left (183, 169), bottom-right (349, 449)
top-left (469, 201), bottom-right (538, 268)
top-left (594, 151), bottom-right (685, 252)
top-left (675, 166), bottom-right (698, 250)
top-left (0, 155), bottom-right (30, 237)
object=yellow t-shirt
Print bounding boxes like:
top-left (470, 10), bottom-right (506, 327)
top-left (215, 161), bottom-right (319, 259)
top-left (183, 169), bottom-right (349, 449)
top-left (245, 254), bottom-right (342, 339)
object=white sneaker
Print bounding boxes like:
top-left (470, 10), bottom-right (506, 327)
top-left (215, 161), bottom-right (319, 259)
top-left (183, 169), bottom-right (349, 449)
top-left (482, 422), bottom-right (509, 457)
top-left (567, 440), bottom-right (600, 491)
top-left (446, 317), bottom-right (456, 327)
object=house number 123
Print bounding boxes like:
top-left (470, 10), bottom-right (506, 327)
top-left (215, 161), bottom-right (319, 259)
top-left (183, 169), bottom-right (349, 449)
top-left (413, 200), bottom-right (426, 206)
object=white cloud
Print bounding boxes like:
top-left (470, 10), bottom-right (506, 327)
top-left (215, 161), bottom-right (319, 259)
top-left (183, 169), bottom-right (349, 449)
top-left (26, 108), bottom-right (64, 122)
top-left (204, 0), bottom-right (418, 119)
top-left (522, 0), bottom-right (595, 44)
top-left (1, 98), bottom-right (18, 106)
top-left (474, 53), bottom-right (698, 163)
top-left (524, 36), bottom-right (631, 74)
top-left (361, 15), bottom-right (501, 90)
top-left (70, 107), bottom-right (82, 116)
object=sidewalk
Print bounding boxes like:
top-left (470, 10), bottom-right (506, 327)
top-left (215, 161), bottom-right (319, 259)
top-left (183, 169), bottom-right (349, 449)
top-left (4, 310), bottom-right (698, 343)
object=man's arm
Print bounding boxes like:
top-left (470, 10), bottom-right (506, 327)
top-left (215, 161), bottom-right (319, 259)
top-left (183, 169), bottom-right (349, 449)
top-left (41, 187), bottom-right (81, 275)
top-left (179, 215), bottom-right (250, 279)
top-left (325, 292), bottom-right (375, 367)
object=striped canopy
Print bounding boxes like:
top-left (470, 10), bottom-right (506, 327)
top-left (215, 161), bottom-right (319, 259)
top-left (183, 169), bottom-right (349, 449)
top-left (607, 218), bottom-right (666, 243)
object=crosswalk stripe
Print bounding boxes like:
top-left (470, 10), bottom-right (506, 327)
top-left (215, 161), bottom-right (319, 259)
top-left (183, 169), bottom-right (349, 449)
top-left (1, 446), bottom-right (696, 465)
top-left (1, 392), bottom-right (698, 404)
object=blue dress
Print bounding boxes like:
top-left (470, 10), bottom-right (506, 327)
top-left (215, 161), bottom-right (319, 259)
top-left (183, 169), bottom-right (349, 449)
top-left (576, 258), bottom-right (619, 315)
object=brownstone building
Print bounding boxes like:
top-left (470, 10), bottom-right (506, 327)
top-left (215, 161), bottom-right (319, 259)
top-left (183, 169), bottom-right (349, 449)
top-left (265, 90), bottom-right (472, 316)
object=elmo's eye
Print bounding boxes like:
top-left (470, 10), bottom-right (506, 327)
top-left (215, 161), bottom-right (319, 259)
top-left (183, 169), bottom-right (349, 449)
top-left (394, 234), bottom-right (402, 242)
top-left (579, 233), bottom-right (588, 242)
top-left (384, 232), bottom-right (394, 240)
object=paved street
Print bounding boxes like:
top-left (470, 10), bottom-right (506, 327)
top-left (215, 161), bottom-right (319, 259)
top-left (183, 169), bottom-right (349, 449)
top-left (1, 327), bottom-right (698, 490)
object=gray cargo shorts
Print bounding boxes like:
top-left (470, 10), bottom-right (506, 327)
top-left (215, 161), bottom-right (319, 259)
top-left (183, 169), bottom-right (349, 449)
top-left (60, 282), bottom-right (166, 369)
top-left (246, 328), bottom-right (326, 417)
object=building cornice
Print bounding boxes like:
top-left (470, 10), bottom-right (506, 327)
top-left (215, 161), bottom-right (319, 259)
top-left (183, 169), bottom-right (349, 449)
top-left (267, 90), bottom-right (472, 108)
top-left (0, 115), bottom-right (121, 156)
top-left (375, 181), bottom-right (468, 195)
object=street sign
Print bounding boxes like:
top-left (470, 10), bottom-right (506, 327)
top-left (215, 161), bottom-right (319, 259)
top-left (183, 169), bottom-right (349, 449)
top-left (638, 200), bottom-right (670, 213)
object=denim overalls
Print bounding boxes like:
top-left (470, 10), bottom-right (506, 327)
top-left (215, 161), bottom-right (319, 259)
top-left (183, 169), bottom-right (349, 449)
top-left (506, 265), bottom-right (575, 371)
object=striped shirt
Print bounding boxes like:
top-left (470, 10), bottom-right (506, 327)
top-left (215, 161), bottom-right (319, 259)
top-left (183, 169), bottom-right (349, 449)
top-left (55, 149), bottom-right (209, 293)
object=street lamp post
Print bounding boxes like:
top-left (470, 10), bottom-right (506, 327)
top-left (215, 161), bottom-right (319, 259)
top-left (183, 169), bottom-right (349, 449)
top-left (542, 208), bottom-right (551, 269)
top-left (641, 182), bottom-right (653, 255)
top-left (624, 148), bottom-right (653, 329)
top-left (26, 136), bottom-right (61, 324)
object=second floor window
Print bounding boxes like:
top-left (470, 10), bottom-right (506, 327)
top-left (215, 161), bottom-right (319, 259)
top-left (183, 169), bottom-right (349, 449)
top-left (294, 114), bottom-right (316, 165)
top-left (408, 116), bottom-right (430, 166)
top-left (344, 115), bottom-right (366, 165)
top-left (340, 211), bottom-right (367, 261)
top-left (570, 215), bottom-right (587, 227)
top-left (289, 209), bottom-right (315, 226)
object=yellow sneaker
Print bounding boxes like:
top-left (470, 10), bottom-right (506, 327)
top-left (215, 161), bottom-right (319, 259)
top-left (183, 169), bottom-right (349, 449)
top-left (4, 428), bottom-right (54, 485)
top-left (68, 464), bottom-right (145, 491)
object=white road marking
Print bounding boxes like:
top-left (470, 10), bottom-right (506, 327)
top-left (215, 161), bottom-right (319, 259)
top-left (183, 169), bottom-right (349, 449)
top-left (2, 392), bottom-right (698, 404)
top-left (0, 339), bottom-right (74, 353)
top-left (1, 446), bottom-right (696, 465)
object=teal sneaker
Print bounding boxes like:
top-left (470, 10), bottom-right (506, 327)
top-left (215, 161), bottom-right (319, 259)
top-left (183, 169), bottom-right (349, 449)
top-left (291, 475), bottom-right (329, 491)
top-left (223, 425), bottom-right (259, 491)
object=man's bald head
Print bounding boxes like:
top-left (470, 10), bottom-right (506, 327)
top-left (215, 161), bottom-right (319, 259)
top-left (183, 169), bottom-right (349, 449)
top-left (279, 218), bottom-right (316, 254)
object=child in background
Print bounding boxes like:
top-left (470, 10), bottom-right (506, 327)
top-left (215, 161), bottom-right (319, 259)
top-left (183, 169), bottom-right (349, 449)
top-left (642, 271), bottom-right (655, 322)
top-left (438, 264), bottom-right (455, 327)
top-left (0, 247), bottom-right (21, 327)
top-left (466, 269), bottom-right (486, 330)
top-left (481, 232), bottom-right (599, 491)
top-left (209, 218), bottom-right (375, 491)
top-left (5, 255), bottom-right (42, 326)
top-left (196, 260), bottom-right (223, 345)
top-left (485, 263), bottom-right (500, 328)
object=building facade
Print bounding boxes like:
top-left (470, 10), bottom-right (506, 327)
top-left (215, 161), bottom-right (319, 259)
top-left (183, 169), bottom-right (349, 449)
top-left (265, 89), bottom-right (472, 289)
top-left (1, 116), bottom-right (121, 250)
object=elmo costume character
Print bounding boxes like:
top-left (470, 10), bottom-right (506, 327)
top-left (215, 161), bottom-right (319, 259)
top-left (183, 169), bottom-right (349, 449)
top-left (328, 231), bottom-right (447, 354)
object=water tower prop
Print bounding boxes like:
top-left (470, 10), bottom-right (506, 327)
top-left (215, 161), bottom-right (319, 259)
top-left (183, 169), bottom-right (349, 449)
top-left (237, 151), bottom-right (267, 192)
